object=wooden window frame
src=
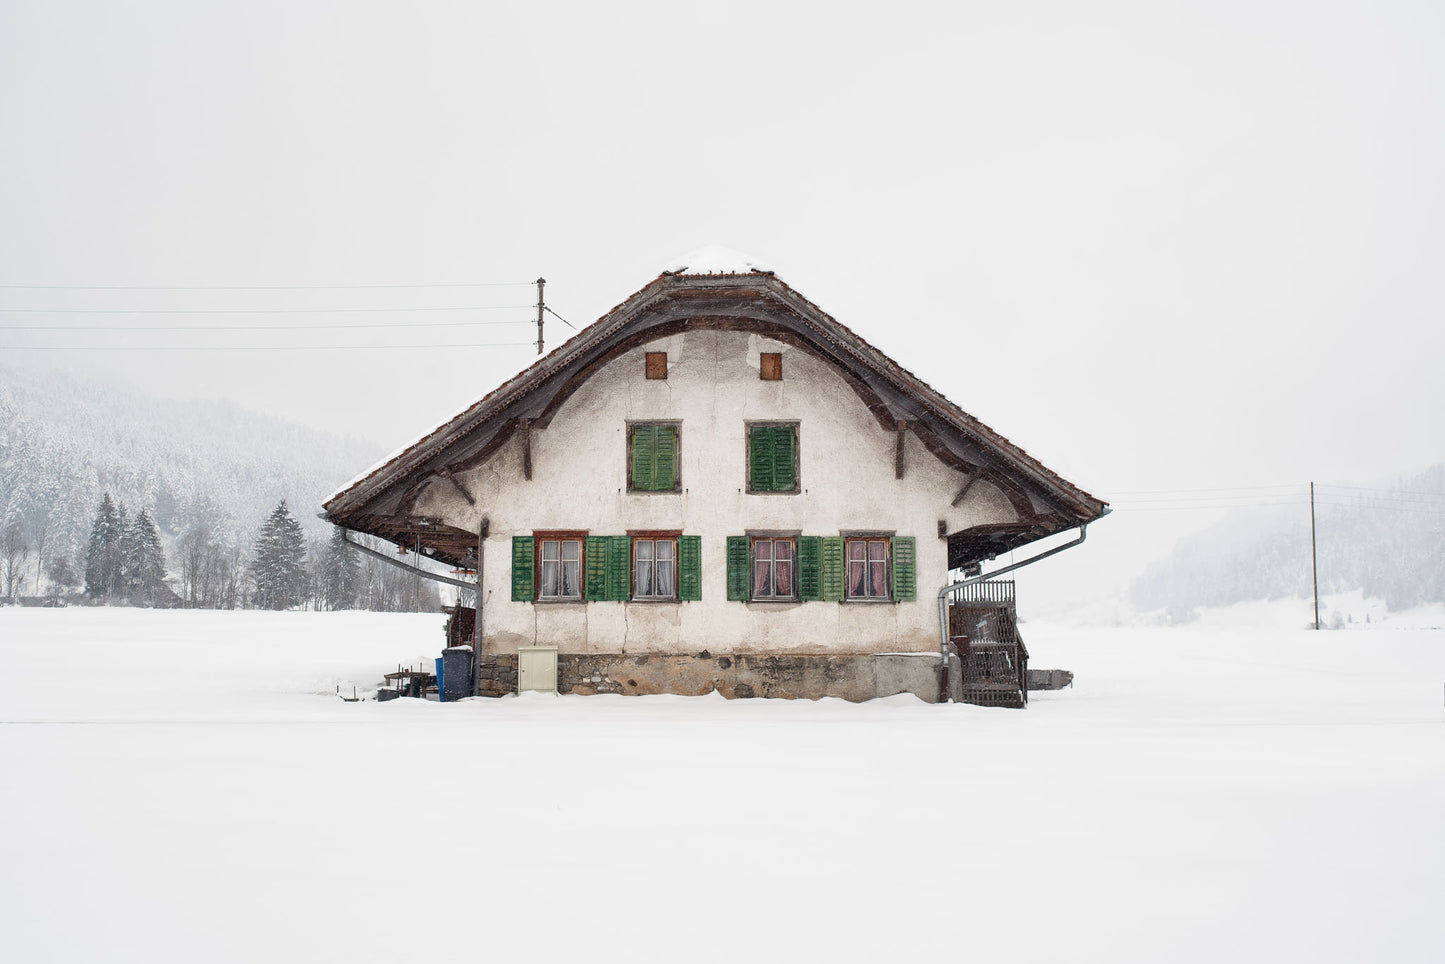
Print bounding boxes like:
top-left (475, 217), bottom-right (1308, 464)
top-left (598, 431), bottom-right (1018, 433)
top-left (749, 533), bottom-right (800, 603)
top-left (645, 352), bottom-right (668, 380)
top-left (534, 530), bottom-right (587, 603)
top-left (627, 420), bottom-right (682, 494)
top-left (744, 421), bottom-right (800, 495)
top-left (760, 352), bottom-right (782, 381)
top-left (629, 529), bottom-right (680, 602)
top-left (842, 533), bottom-right (893, 603)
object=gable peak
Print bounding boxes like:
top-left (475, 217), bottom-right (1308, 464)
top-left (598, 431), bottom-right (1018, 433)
top-left (660, 245), bottom-right (776, 278)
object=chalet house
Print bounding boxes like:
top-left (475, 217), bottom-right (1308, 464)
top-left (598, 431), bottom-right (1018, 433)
top-left (323, 253), bottom-right (1107, 705)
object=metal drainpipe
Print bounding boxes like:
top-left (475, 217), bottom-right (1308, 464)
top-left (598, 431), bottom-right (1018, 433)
top-left (473, 517), bottom-right (488, 696)
top-left (937, 524), bottom-right (1090, 703)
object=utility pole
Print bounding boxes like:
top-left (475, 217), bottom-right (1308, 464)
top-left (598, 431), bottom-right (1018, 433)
top-left (1310, 481), bottom-right (1320, 630)
top-left (535, 277), bottom-right (546, 355)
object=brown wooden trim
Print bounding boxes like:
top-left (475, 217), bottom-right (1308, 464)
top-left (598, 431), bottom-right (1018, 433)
top-left (532, 530), bottom-right (587, 603)
top-left (910, 419), bottom-right (1049, 524)
top-left (842, 534), bottom-right (893, 603)
top-left (328, 275), bottom-right (1106, 528)
top-left (521, 418), bottom-right (533, 480)
top-left (436, 468), bottom-right (475, 506)
top-left (894, 420), bottom-right (907, 480)
top-left (951, 470), bottom-right (981, 507)
top-left (746, 532), bottom-right (800, 602)
top-left (628, 531), bottom-right (680, 602)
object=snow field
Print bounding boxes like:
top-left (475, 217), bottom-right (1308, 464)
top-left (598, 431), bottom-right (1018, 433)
top-left (1, 606), bottom-right (1442, 963)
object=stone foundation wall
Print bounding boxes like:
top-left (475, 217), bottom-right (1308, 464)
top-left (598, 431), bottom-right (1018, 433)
top-left (476, 655), bottom-right (519, 698)
top-left (474, 651), bottom-right (942, 703)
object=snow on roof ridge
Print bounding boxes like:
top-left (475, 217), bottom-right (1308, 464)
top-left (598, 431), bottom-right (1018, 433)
top-left (660, 245), bottom-right (776, 277)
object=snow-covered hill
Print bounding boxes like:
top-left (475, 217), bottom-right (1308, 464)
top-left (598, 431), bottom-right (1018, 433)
top-left (1128, 466), bottom-right (1445, 618)
top-left (0, 362), bottom-right (384, 589)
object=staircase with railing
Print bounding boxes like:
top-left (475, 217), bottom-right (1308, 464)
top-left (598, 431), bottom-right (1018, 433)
top-left (947, 579), bottom-right (1028, 708)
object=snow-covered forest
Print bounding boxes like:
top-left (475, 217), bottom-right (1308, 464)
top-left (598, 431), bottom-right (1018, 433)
top-left (1129, 466), bottom-right (1445, 620)
top-left (0, 363), bottom-right (438, 611)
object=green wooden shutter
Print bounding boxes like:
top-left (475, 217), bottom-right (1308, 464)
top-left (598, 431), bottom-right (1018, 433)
top-left (726, 536), bottom-right (749, 601)
top-left (511, 536), bottom-right (535, 601)
top-left (585, 536), bottom-right (609, 601)
top-left (749, 426), bottom-right (774, 491)
top-left (798, 536), bottom-right (821, 601)
top-left (820, 536), bottom-right (844, 601)
top-left (679, 535), bottom-right (701, 601)
top-left (654, 425), bottom-right (678, 491)
top-left (608, 535), bottom-right (631, 601)
top-left (631, 425), bottom-right (656, 490)
top-left (773, 426), bottom-right (796, 491)
top-left (892, 536), bottom-right (917, 601)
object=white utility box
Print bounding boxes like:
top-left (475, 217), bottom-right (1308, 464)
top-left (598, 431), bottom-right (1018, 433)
top-left (517, 645), bottom-right (558, 694)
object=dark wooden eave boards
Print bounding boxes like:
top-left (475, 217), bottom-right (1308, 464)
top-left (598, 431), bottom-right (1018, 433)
top-left (323, 271), bottom-right (1109, 568)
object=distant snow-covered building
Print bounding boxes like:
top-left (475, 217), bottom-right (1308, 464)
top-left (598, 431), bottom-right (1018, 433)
top-left (323, 251), bottom-right (1107, 704)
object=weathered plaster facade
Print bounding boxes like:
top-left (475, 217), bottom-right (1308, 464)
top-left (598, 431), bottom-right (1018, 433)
top-left (324, 268), bottom-right (1107, 702)
top-left (412, 329), bottom-right (1017, 658)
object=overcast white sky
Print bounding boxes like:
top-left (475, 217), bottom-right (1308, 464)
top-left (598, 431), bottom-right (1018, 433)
top-left (3, 1), bottom-right (1442, 606)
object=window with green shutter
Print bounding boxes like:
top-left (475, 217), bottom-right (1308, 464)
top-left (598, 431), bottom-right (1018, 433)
top-left (511, 536), bottom-right (535, 601)
top-left (820, 537), bottom-right (844, 601)
top-left (892, 536), bottom-right (917, 601)
top-left (798, 536), bottom-right (822, 601)
top-left (607, 535), bottom-right (631, 600)
top-left (629, 423), bottom-right (680, 492)
top-left (585, 536), bottom-right (610, 601)
top-left (747, 423), bottom-right (799, 493)
top-left (726, 536), bottom-right (749, 601)
top-left (679, 535), bottom-right (702, 601)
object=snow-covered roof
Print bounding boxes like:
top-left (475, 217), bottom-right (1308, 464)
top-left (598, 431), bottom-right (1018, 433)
top-left (660, 245), bottom-right (776, 277)
top-left (324, 265), bottom-right (1109, 569)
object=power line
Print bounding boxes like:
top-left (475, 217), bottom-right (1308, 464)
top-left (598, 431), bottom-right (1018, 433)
top-left (1316, 494), bottom-right (1445, 509)
top-left (1317, 482), bottom-right (1445, 500)
top-left (0, 281), bottom-right (535, 291)
top-left (1103, 494), bottom-right (1312, 508)
top-left (1111, 501), bottom-right (1311, 512)
top-left (1107, 483), bottom-right (1303, 496)
top-left (1111, 498), bottom-right (1445, 515)
top-left (0, 318), bottom-right (533, 332)
top-left (0, 304), bottom-right (533, 315)
top-left (0, 341), bottom-right (537, 352)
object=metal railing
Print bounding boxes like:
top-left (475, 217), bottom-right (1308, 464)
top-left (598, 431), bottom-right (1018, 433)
top-left (950, 578), bottom-right (1015, 608)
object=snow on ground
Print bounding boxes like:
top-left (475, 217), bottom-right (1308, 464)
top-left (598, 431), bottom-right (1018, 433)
top-left (2, 606), bottom-right (1442, 963)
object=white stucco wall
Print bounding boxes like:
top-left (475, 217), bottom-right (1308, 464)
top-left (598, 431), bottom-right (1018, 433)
top-left (413, 329), bottom-right (1018, 655)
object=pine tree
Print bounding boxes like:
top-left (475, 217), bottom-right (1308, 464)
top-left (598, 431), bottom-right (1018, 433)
top-left (83, 493), bottom-right (122, 599)
top-left (320, 527), bottom-right (361, 610)
top-left (253, 500), bottom-right (308, 610)
top-left (123, 510), bottom-right (167, 606)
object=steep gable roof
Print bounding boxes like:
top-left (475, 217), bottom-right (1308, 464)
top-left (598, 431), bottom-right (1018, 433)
top-left (324, 267), bottom-right (1107, 566)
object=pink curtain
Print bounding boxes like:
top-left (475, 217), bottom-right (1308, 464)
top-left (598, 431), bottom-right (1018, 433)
top-left (870, 540), bottom-right (888, 597)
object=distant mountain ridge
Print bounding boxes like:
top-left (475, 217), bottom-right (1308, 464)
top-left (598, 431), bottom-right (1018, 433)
top-left (0, 362), bottom-right (385, 580)
top-left (1129, 465), bottom-right (1445, 618)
